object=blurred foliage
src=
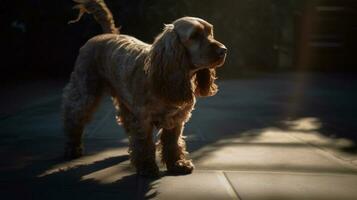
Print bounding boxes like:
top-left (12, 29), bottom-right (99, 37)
top-left (0, 0), bottom-right (303, 80)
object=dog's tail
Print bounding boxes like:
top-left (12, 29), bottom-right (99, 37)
top-left (69, 0), bottom-right (119, 34)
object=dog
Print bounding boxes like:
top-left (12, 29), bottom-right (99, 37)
top-left (62, 0), bottom-right (227, 177)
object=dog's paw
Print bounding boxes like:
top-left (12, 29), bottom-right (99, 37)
top-left (64, 145), bottom-right (83, 159)
top-left (137, 163), bottom-right (160, 178)
top-left (167, 159), bottom-right (194, 175)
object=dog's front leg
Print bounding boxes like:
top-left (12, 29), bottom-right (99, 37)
top-left (159, 123), bottom-right (194, 174)
top-left (127, 119), bottom-right (159, 177)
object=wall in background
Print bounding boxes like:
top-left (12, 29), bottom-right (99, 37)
top-left (1, 0), bottom-right (355, 81)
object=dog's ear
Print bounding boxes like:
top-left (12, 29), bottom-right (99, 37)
top-left (194, 68), bottom-right (218, 97)
top-left (146, 24), bottom-right (193, 105)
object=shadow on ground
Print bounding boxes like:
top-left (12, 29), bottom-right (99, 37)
top-left (1, 154), bottom-right (163, 200)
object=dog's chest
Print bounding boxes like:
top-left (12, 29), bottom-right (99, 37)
top-left (150, 103), bottom-right (194, 129)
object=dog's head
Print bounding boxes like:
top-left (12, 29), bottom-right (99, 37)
top-left (146, 17), bottom-right (227, 105)
top-left (173, 17), bottom-right (227, 70)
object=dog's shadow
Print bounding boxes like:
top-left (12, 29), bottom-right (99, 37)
top-left (8, 154), bottom-right (164, 200)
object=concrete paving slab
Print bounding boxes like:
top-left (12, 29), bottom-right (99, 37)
top-left (0, 97), bottom-right (62, 139)
top-left (85, 109), bottom-right (127, 139)
top-left (225, 171), bottom-right (357, 200)
top-left (287, 129), bottom-right (357, 164)
top-left (150, 171), bottom-right (239, 200)
top-left (190, 129), bottom-right (357, 174)
top-left (38, 146), bottom-right (131, 178)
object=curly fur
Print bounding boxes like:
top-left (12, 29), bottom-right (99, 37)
top-left (63, 0), bottom-right (226, 177)
top-left (195, 68), bottom-right (218, 97)
top-left (145, 25), bottom-right (194, 105)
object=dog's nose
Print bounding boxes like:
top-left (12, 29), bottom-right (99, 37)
top-left (217, 46), bottom-right (227, 57)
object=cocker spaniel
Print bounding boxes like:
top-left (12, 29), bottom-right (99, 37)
top-left (62, 0), bottom-right (227, 177)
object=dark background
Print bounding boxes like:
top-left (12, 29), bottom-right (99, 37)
top-left (1, 0), bottom-right (356, 81)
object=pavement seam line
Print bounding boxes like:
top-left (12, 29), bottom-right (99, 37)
top-left (284, 132), bottom-right (357, 170)
top-left (197, 169), bottom-right (357, 176)
top-left (294, 134), bottom-right (357, 167)
top-left (216, 171), bottom-right (241, 200)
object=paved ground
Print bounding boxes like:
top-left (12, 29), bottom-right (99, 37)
top-left (1, 73), bottom-right (357, 200)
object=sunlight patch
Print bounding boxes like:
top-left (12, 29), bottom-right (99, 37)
top-left (81, 163), bottom-right (129, 184)
top-left (284, 117), bottom-right (322, 131)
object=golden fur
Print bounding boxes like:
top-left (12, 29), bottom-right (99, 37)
top-left (62, 0), bottom-right (227, 177)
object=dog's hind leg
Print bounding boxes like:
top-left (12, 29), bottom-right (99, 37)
top-left (118, 105), bottom-right (159, 177)
top-left (62, 51), bottom-right (104, 159)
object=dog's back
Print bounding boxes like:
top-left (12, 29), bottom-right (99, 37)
top-left (69, 0), bottom-right (151, 90)
top-left (82, 33), bottom-right (149, 72)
